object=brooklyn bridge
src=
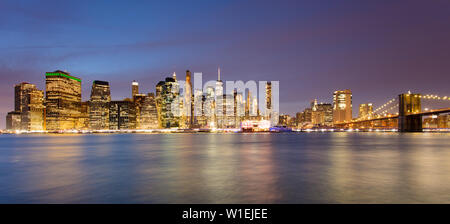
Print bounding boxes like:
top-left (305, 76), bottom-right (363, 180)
top-left (335, 92), bottom-right (450, 132)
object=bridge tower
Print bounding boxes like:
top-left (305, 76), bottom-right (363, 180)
top-left (398, 93), bottom-right (422, 132)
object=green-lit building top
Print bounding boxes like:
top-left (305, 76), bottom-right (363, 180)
top-left (45, 70), bottom-right (81, 82)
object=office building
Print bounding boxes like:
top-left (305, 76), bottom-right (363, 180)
top-left (6, 111), bottom-right (21, 130)
top-left (157, 76), bottom-right (180, 128)
top-left (333, 89), bottom-right (352, 124)
top-left (138, 93), bottom-right (159, 129)
top-left (109, 100), bottom-right (137, 130)
top-left (358, 103), bottom-right (373, 119)
top-left (45, 70), bottom-right (82, 130)
top-left (89, 80), bottom-right (111, 130)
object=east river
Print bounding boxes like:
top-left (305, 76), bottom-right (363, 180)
top-left (1, 133), bottom-right (449, 203)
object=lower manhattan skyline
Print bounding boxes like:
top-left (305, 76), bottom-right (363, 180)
top-left (3, 0), bottom-right (450, 217)
top-left (1, 0), bottom-right (450, 129)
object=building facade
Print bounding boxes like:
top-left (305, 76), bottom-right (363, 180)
top-left (89, 80), bottom-right (111, 130)
top-left (7, 82), bottom-right (45, 131)
top-left (45, 70), bottom-right (82, 130)
top-left (109, 100), bottom-right (137, 130)
top-left (358, 103), bottom-right (373, 119)
top-left (333, 89), bottom-right (352, 124)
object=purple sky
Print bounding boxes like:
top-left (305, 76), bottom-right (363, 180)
top-left (1, 0), bottom-right (450, 128)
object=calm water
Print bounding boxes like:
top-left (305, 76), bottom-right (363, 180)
top-left (0, 133), bottom-right (450, 203)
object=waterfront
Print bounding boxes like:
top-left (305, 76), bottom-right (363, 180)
top-left (0, 133), bottom-right (450, 203)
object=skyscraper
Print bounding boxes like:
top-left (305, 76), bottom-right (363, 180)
top-left (89, 80), bottom-right (111, 130)
top-left (358, 103), bottom-right (373, 119)
top-left (311, 99), bottom-right (333, 127)
top-left (132, 80), bottom-right (139, 98)
top-left (215, 68), bottom-right (224, 127)
top-left (184, 70), bottom-right (193, 128)
top-left (15, 82), bottom-right (36, 112)
top-left (10, 82), bottom-right (45, 131)
top-left (157, 77), bottom-right (180, 128)
top-left (6, 111), bottom-right (21, 130)
top-left (138, 93), bottom-right (159, 129)
top-left (109, 100), bottom-right (137, 130)
top-left (265, 81), bottom-right (272, 120)
top-left (22, 88), bottom-right (45, 131)
top-left (204, 86), bottom-right (216, 128)
top-left (333, 89), bottom-right (352, 124)
top-left (45, 70), bottom-right (82, 130)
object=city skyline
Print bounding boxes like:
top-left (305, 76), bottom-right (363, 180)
top-left (1, 0), bottom-right (450, 129)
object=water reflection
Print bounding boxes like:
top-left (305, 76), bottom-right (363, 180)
top-left (0, 133), bottom-right (450, 203)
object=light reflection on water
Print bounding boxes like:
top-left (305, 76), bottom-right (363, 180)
top-left (0, 133), bottom-right (450, 203)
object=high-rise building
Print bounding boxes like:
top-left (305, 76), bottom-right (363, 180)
top-left (15, 82), bottom-right (37, 112)
top-left (297, 108), bottom-right (312, 128)
top-left (22, 88), bottom-right (45, 131)
top-left (77, 101), bottom-right (90, 130)
top-left (6, 111), bottom-right (21, 130)
top-left (157, 77), bottom-right (180, 128)
top-left (311, 99), bottom-right (333, 127)
top-left (204, 86), bottom-right (216, 128)
top-left (333, 89), bottom-right (352, 124)
top-left (138, 93), bottom-right (159, 129)
top-left (11, 82), bottom-right (45, 131)
top-left (215, 68), bottom-right (224, 121)
top-left (245, 91), bottom-right (251, 118)
top-left (216, 67), bottom-right (223, 98)
top-left (45, 70), bottom-right (82, 130)
top-left (358, 103), bottom-right (373, 119)
top-left (252, 96), bottom-right (259, 118)
top-left (235, 91), bottom-right (244, 127)
top-left (217, 94), bottom-right (236, 128)
top-left (109, 100), bottom-right (137, 130)
top-left (184, 70), bottom-right (193, 128)
top-left (279, 114), bottom-right (291, 126)
top-left (89, 80), bottom-right (111, 130)
top-left (132, 80), bottom-right (139, 98)
top-left (265, 81), bottom-right (272, 119)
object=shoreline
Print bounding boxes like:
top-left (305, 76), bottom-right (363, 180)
top-left (1, 129), bottom-right (450, 134)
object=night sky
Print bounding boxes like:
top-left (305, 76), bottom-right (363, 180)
top-left (1, 0), bottom-right (450, 128)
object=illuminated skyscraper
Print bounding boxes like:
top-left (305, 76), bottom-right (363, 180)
top-left (109, 100), bottom-right (137, 130)
top-left (216, 67), bottom-right (223, 97)
top-left (311, 99), bottom-right (333, 127)
top-left (204, 86), bottom-right (216, 128)
top-left (235, 91), bottom-right (244, 127)
top-left (138, 93), bottom-right (159, 129)
top-left (132, 80), bottom-right (139, 98)
top-left (22, 88), bottom-right (45, 131)
top-left (15, 82), bottom-right (36, 112)
top-left (265, 81), bottom-right (272, 119)
top-left (155, 81), bottom-right (164, 127)
top-left (89, 80), bottom-right (111, 130)
top-left (77, 101), bottom-right (90, 130)
top-left (45, 70), bottom-right (82, 130)
top-left (215, 68), bottom-right (224, 120)
top-left (6, 111), bottom-right (21, 130)
top-left (10, 82), bottom-right (45, 131)
top-left (333, 89), bottom-right (352, 123)
top-left (252, 96), bottom-right (258, 118)
top-left (193, 89), bottom-right (206, 128)
top-left (184, 70), bottom-right (193, 128)
top-left (358, 103), bottom-right (373, 119)
top-left (245, 91), bottom-right (251, 118)
top-left (157, 77), bottom-right (180, 128)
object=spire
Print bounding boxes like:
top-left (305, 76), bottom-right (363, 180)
top-left (218, 67), bottom-right (221, 81)
top-left (173, 72), bottom-right (177, 81)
